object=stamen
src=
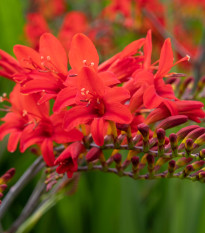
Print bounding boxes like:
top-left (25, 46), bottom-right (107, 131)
top-left (0, 97), bottom-right (3, 102)
top-left (22, 110), bottom-right (28, 117)
top-left (47, 56), bottom-right (51, 61)
top-left (83, 60), bottom-right (87, 64)
top-left (97, 98), bottom-right (100, 104)
top-left (2, 93), bottom-right (7, 97)
top-left (186, 55), bottom-right (190, 61)
top-left (90, 62), bottom-right (95, 66)
top-left (41, 56), bottom-right (44, 60)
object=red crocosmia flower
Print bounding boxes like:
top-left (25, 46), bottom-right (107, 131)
top-left (20, 111), bottom-right (83, 166)
top-left (55, 142), bottom-right (85, 178)
top-left (126, 31), bottom-right (189, 114)
top-left (14, 33), bottom-right (68, 76)
top-left (53, 33), bottom-right (119, 112)
top-left (64, 67), bottom-right (132, 146)
top-left (58, 12), bottom-right (88, 51)
top-left (98, 37), bottom-right (145, 82)
top-left (13, 33), bottom-right (68, 102)
top-left (25, 13), bottom-right (50, 50)
top-left (145, 100), bottom-right (205, 124)
top-left (143, 38), bottom-right (189, 113)
top-left (0, 85), bottom-right (49, 152)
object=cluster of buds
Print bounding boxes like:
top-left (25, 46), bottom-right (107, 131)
top-left (0, 29), bottom-right (204, 184)
top-left (0, 168), bottom-right (15, 204)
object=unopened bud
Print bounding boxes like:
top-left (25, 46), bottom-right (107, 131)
top-left (147, 154), bottom-right (155, 174)
top-left (192, 161), bottom-right (205, 170)
top-left (113, 153), bottom-right (122, 164)
top-left (185, 138), bottom-right (194, 155)
top-left (177, 125), bottom-right (199, 141)
top-left (194, 133), bottom-right (205, 148)
top-left (86, 148), bottom-right (101, 162)
top-left (176, 157), bottom-right (193, 167)
top-left (157, 128), bottom-right (165, 144)
top-left (169, 133), bottom-right (178, 154)
top-left (0, 184), bottom-right (7, 192)
top-left (198, 171), bottom-right (205, 180)
top-left (168, 160), bottom-right (176, 174)
top-left (183, 165), bottom-right (194, 176)
top-left (157, 115), bottom-right (188, 130)
top-left (131, 156), bottom-right (139, 167)
top-left (199, 149), bottom-right (205, 159)
top-left (137, 123), bottom-right (149, 140)
top-left (131, 156), bottom-right (139, 176)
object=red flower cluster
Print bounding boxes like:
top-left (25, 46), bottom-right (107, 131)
top-left (0, 31), bottom-right (204, 178)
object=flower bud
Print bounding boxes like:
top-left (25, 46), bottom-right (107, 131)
top-left (185, 138), bottom-right (194, 155)
top-left (131, 156), bottom-right (139, 167)
top-left (194, 133), bottom-right (205, 148)
top-left (86, 147), bottom-right (101, 162)
top-left (199, 149), bottom-right (205, 159)
top-left (137, 123), bottom-right (149, 140)
top-left (192, 161), bottom-right (205, 170)
top-left (137, 123), bottom-right (149, 152)
top-left (169, 133), bottom-right (178, 154)
top-left (113, 153), bottom-right (122, 164)
top-left (183, 165), bottom-right (194, 177)
top-left (176, 157), bottom-right (193, 167)
top-left (177, 125), bottom-right (199, 141)
top-left (147, 154), bottom-right (155, 174)
top-left (0, 184), bottom-right (7, 192)
top-left (157, 128), bottom-right (165, 144)
top-left (157, 115), bottom-right (188, 130)
top-left (168, 160), bottom-right (176, 174)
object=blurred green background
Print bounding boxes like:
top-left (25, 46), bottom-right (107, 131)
top-left (0, 0), bottom-right (205, 233)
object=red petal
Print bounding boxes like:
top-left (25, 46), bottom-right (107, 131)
top-left (78, 67), bottom-right (105, 97)
top-left (69, 33), bottom-right (99, 73)
top-left (91, 118), bottom-right (107, 146)
top-left (13, 45), bottom-right (42, 69)
top-left (21, 75), bottom-right (62, 94)
top-left (7, 132), bottom-right (21, 152)
top-left (98, 71), bottom-right (120, 86)
top-left (143, 30), bottom-right (152, 70)
top-left (119, 38), bottom-right (145, 59)
top-left (64, 106), bottom-right (94, 131)
top-left (53, 86), bottom-right (77, 112)
top-left (39, 33), bottom-right (68, 75)
top-left (155, 38), bottom-right (173, 78)
top-left (105, 86), bottom-right (130, 103)
top-left (41, 139), bottom-right (55, 166)
top-left (104, 103), bottom-right (132, 124)
top-left (143, 85), bottom-right (163, 109)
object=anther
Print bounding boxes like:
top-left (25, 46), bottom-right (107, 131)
top-left (40, 56), bottom-right (44, 60)
top-left (83, 60), bottom-right (87, 64)
top-left (47, 56), bottom-right (51, 61)
top-left (22, 110), bottom-right (27, 117)
top-left (186, 55), bottom-right (190, 61)
top-left (90, 62), bottom-right (94, 66)
top-left (2, 93), bottom-right (7, 97)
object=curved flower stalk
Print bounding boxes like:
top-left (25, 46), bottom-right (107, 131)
top-left (0, 30), bottom-right (204, 184)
